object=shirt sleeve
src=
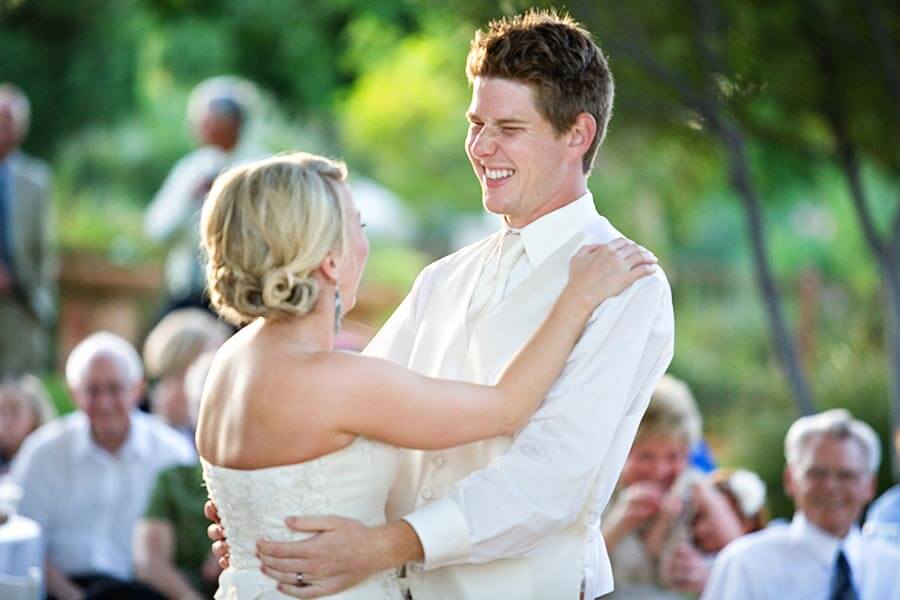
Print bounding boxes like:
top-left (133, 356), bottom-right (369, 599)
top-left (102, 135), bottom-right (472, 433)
top-left (9, 437), bottom-right (55, 529)
top-left (144, 466), bottom-right (174, 520)
top-left (144, 155), bottom-right (201, 242)
top-left (402, 273), bottom-right (675, 568)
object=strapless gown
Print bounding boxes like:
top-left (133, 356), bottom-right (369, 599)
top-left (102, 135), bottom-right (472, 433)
top-left (201, 436), bottom-right (404, 599)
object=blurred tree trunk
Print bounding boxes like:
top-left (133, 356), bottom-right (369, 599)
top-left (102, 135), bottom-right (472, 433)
top-left (586, 0), bottom-right (817, 415)
top-left (809, 0), bottom-right (900, 474)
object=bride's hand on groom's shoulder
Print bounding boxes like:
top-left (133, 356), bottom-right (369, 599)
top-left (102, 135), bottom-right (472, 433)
top-left (205, 500), bottom-right (231, 569)
top-left (566, 238), bottom-right (658, 310)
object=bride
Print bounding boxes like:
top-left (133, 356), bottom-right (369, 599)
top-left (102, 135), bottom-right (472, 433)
top-left (195, 152), bottom-right (656, 599)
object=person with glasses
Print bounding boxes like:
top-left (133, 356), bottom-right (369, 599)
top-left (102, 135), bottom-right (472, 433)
top-left (9, 332), bottom-right (195, 600)
top-left (702, 409), bottom-right (900, 600)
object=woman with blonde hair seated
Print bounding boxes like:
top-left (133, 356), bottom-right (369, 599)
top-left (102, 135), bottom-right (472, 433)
top-left (143, 308), bottom-right (230, 440)
top-left (0, 374), bottom-right (56, 474)
top-left (194, 152), bottom-right (657, 599)
top-left (602, 374), bottom-right (704, 598)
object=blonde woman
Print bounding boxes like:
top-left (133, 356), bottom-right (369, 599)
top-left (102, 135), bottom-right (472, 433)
top-left (0, 374), bottom-right (56, 473)
top-left (195, 153), bottom-right (656, 599)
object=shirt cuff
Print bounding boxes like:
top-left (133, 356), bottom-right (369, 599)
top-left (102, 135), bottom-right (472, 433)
top-left (402, 496), bottom-right (471, 570)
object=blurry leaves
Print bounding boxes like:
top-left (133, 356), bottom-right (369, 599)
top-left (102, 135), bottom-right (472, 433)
top-left (339, 25), bottom-right (478, 215)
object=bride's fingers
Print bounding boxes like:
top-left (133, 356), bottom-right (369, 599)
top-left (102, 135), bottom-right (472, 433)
top-left (624, 249), bottom-right (658, 269)
top-left (607, 237), bottom-right (630, 250)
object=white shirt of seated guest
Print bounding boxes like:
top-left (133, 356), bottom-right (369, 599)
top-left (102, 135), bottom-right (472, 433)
top-left (10, 410), bottom-right (195, 580)
top-left (366, 192), bottom-right (675, 600)
top-left (701, 512), bottom-right (900, 600)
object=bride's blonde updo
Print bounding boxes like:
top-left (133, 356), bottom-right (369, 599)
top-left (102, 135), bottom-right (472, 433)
top-left (200, 152), bottom-right (348, 326)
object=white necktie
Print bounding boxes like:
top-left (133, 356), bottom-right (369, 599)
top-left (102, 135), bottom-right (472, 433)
top-left (489, 231), bottom-right (524, 307)
top-left (468, 231), bottom-right (524, 330)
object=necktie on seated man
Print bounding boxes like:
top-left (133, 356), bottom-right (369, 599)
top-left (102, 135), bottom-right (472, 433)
top-left (828, 550), bottom-right (858, 600)
top-left (467, 230), bottom-right (524, 331)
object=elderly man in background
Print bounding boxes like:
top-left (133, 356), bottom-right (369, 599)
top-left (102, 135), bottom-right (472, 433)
top-left (10, 331), bottom-right (195, 600)
top-left (145, 77), bottom-right (263, 316)
top-left (702, 409), bottom-right (900, 600)
top-left (0, 83), bottom-right (56, 375)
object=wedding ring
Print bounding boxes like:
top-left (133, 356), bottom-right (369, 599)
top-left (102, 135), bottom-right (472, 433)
top-left (296, 571), bottom-right (305, 586)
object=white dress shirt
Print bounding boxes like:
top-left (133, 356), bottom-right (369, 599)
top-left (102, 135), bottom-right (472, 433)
top-left (702, 513), bottom-right (900, 600)
top-left (145, 142), bottom-right (263, 297)
top-left (10, 411), bottom-right (195, 580)
top-left (366, 193), bottom-right (675, 599)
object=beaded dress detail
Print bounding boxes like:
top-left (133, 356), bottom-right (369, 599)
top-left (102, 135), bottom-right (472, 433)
top-left (202, 437), bottom-right (403, 600)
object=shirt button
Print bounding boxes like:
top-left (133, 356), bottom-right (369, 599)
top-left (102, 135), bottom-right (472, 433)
top-left (432, 455), bottom-right (446, 467)
top-left (421, 488), bottom-right (435, 501)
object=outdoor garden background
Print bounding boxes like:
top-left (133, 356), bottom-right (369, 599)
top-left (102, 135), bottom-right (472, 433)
top-left (2, 0), bottom-right (899, 520)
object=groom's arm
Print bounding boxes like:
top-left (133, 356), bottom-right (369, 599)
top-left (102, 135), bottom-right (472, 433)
top-left (256, 519), bottom-right (422, 598)
top-left (256, 272), bottom-right (673, 598)
top-left (403, 272), bottom-right (674, 568)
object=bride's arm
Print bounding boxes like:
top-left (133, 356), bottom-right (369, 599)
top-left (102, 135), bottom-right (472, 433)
top-left (330, 239), bottom-right (656, 450)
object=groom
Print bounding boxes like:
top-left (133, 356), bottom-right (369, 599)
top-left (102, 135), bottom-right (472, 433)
top-left (212, 9), bottom-right (674, 599)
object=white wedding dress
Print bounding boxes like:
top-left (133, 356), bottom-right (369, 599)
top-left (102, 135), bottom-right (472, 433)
top-left (202, 436), bottom-right (404, 600)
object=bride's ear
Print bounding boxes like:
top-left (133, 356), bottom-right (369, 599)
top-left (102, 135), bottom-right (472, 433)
top-left (318, 251), bottom-right (341, 284)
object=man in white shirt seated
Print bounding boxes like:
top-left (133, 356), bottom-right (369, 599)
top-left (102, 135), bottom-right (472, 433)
top-left (11, 331), bottom-right (195, 600)
top-left (702, 409), bottom-right (900, 600)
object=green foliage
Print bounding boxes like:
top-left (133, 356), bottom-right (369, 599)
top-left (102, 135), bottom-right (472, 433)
top-left (41, 373), bottom-right (75, 416)
top-left (363, 244), bottom-right (429, 290)
top-left (339, 24), bottom-right (479, 216)
top-left (4, 0), bottom-right (899, 518)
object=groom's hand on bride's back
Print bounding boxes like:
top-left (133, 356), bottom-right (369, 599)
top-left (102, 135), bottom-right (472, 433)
top-left (256, 516), bottom-right (423, 599)
top-left (205, 500), bottom-right (231, 568)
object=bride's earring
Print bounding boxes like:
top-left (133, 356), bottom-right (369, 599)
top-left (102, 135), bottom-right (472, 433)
top-left (334, 288), bottom-right (343, 334)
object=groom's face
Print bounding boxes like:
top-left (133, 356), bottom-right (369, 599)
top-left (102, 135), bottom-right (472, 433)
top-left (465, 77), bottom-right (573, 228)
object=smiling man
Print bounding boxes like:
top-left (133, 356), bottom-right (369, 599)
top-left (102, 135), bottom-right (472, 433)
top-left (12, 332), bottom-right (195, 600)
top-left (702, 409), bottom-right (900, 600)
top-left (229, 10), bottom-right (675, 599)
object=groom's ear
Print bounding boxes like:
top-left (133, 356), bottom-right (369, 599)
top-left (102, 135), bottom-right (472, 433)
top-left (566, 112), bottom-right (597, 163)
top-left (319, 251), bottom-right (341, 284)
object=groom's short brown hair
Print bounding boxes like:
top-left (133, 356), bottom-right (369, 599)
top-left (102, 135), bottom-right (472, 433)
top-left (466, 9), bottom-right (614, 174)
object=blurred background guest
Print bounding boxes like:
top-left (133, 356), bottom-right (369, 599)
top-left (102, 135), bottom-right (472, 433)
top-left (0, 83), bottom-right (56, 376)
top-left (658, 469), bottom-right (766, 595)
top-left (602, 374), bottom-right (703, 599)
top-left (703, 409), bottom-right (900, 600)
top-left (145, 76), bottom-right (263, 318)
top-left (10, 331), bottom-right (194, 600)
top-left (0, 373), bottom-right (56, 474)
top-left (864, 425), bottom-right (900, 545)
top-left (142, 308), bottom-right (229, 441)
top-left (134, 351), bottom-right (219, 600)
top-left (710, 468), bottom-right (768, 535)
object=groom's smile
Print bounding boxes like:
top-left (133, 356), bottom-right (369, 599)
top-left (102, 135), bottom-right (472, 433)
top-left (465, 76), bottom-right (586, 229)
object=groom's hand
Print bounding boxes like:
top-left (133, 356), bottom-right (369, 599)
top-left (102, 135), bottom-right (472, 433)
top-left (257, 516), bottom-right (423, 599)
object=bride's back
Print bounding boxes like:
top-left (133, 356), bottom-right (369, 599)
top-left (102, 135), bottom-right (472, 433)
top-left (196, 321), bottom-right (357, 470)
top-left (196, 324), bottom-right (403, 600)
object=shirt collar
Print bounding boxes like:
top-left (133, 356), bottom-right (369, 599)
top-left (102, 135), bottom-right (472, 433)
top-left (790, 511), bottom-right (862, 568)
top-left (504, 192), bottom-right (598, 269)
top-left (71, 410), bottom-right (151, 462)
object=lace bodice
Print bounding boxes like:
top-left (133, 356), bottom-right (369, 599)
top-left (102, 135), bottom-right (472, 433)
top-left (202, 436), bottom-right (403, 600)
